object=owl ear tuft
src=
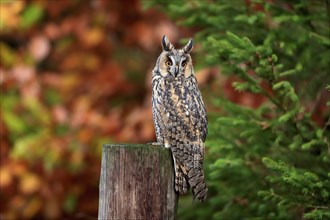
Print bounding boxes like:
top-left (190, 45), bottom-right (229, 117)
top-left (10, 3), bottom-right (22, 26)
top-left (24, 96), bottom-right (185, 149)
top-left (183, 38), bottom-right (194, 54)
top-left (162, 35), bottom-right (174, 51)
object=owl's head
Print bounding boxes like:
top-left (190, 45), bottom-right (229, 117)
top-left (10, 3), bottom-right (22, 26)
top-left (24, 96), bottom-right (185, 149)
top-left (156, 35), bottom-right (194, 78)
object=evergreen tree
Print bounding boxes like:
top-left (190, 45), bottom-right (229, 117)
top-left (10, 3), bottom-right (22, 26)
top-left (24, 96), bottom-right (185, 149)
top-left (145, 0), bottom-right (330, 219)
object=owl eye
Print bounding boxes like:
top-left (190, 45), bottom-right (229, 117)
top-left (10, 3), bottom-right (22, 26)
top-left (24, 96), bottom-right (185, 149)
top-left (165, 60), bottom-right (172, 66)
top-left (182, 61), bottom-right (187, 67)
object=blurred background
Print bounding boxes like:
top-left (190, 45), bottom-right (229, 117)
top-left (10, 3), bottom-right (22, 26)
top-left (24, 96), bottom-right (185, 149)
top-left (0, 1), bottom-right (207, 219)
top-left (0, 0), bottom-right (329, 220)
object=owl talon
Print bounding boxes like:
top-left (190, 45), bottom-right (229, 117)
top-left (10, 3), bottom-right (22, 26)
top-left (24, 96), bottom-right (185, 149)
top-left (147, 142), bottom-right (164, 147)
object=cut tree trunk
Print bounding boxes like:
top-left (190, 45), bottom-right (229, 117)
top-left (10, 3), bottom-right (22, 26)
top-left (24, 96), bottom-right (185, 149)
top-left (98, 144), bottom-right (178, 220)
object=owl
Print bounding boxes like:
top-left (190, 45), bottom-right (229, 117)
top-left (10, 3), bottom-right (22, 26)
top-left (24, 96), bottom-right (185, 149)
top-left (151, 35), bottom-right (208, 202)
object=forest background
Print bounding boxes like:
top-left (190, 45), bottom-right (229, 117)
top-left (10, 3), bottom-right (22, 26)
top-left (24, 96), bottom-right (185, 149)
top-left (0, 0), bottom-right (329, 219)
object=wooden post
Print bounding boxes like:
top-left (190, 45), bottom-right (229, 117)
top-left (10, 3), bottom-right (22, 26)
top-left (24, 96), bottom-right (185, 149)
top-left (98, 144), bottom-right (178, 220)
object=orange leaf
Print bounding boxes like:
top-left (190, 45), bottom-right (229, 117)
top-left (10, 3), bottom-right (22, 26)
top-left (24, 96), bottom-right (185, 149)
top-left (19, 173), bottom-right (41, 194)
top-left (0, 1), bottom-right (25, 29)
top-left (80, 28), bottom-right (104, 47)
top-left (0, 166), bottom-right (12, 188)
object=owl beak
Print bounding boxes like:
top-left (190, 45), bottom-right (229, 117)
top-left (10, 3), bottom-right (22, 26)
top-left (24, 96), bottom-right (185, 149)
top-left (174, 65), bottom-right (179, 77)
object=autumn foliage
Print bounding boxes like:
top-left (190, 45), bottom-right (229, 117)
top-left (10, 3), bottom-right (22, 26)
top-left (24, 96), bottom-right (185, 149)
top-left (0, 0), bottom-right (194, 219)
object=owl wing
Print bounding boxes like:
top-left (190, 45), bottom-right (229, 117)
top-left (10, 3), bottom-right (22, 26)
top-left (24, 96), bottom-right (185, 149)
top-left (169, 75), bottom-right (208, 201)
top-left (152, 72), bottom-right (167, 144)
top-left (186, 75), bottom-right (208, 143)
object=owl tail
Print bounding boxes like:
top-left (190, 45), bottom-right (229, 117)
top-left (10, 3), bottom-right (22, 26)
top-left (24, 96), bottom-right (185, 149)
top-left (174, 162), bottom-right (189, 194)
top-left (171, 144), bottom-right (208, 202)
top-left (187, 167), bottom-right (208, 202)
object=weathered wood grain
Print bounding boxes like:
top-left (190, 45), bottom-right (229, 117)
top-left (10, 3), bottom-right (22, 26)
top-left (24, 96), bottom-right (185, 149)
top-left (98, 144), bottom-right (178, 220)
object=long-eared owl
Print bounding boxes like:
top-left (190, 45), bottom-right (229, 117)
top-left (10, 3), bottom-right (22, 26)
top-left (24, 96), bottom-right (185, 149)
top-left (151, 35), bottom-right (208, 202)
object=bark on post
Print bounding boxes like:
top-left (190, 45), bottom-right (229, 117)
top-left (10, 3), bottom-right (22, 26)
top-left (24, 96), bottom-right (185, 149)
top-left (98, 144), bottom-right (178, 220)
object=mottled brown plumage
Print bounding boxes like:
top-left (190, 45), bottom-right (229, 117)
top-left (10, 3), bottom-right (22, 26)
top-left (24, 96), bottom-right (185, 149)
top-left (151, 35), bottom-right (208, 202)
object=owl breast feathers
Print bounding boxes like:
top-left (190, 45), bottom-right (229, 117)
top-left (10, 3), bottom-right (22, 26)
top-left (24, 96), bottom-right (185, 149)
top-left (151, 35), bottom-right (208, 202)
